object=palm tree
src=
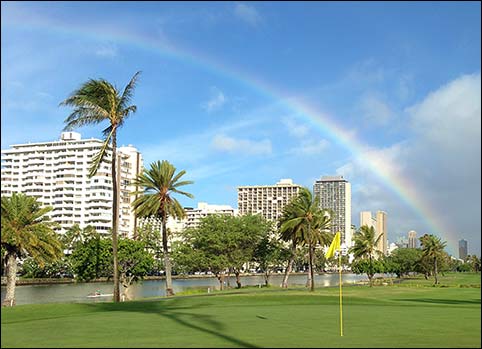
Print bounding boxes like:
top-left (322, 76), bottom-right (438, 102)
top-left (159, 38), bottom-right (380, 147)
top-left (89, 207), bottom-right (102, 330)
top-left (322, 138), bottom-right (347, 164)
top-left (131, 160), bottom-right (194, 296)
top-left (419, 234), bottom-right (447, 284)
top-left (350, 225), bottom-right (383, 286)
top-left (1, 193), bottom-right (63, 306)
top-left (279, 187), bottom-right (332, 291)
top-left (60, 71), bottom-right (140, 302)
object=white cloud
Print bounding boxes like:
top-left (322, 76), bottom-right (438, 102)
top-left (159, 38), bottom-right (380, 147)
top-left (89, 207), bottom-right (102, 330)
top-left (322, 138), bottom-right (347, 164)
top-left (212, 134), bottom-right (272, 155)
top-left (95, 44), bottom-right (118, 58)
top-left (289, 139), bottom-right (330, 156)
top-left (360, 94), bottom-right (394, 125)
top-left (234, 3), bottom-right (261, 26)
top-left (407, 73), bottom-right (481, 149)
top-left (336, 73), bottom-right (481, 255)
top-left (282, 117), bottom-right (309, 138)
top-left (202, 87), bottom-right (227, 112)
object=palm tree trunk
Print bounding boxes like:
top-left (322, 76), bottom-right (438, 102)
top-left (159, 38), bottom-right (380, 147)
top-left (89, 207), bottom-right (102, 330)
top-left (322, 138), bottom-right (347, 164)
top-left (434, 257), bottom-right (438, 285)
top-left (2, 252), bottom-right (17, 307)
top-left (282, 240), bottom-right (296, 288)
top-left (162, 216), bottom-right (174, 296)
top-left (111, 131), bottom-right (120, 303)
top-left (309, 243), bottom-right (315, 292)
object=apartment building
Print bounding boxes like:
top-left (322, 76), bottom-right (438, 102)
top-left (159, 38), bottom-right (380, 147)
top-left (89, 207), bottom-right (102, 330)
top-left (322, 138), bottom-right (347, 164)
top-left (237, 178), bottom-right (301, 222)
top-left (408, 230), bottom-right (418, 249)
top-left (313, 176), bottom-right (352, 247)
top-left (1, 132), bottom-right (143, 237)
top-left (359, 210), bottom-right (388, 256)
top-left (138, 202), bottom-right (236, 242)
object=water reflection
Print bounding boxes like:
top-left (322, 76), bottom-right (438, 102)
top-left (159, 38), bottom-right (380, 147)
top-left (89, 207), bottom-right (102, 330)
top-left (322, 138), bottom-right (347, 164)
top-left (1, 273), bottom-right (368, 305)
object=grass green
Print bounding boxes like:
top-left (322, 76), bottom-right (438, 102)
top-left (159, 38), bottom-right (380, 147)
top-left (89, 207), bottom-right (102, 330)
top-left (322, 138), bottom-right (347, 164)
top-left (2, 273), bottom-right (481, 348)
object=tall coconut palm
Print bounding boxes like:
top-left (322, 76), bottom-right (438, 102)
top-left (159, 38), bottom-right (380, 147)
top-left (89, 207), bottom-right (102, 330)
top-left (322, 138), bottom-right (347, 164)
top-left (419, 234), bottom-right (447, 285)
top-left (1, 193), bottom-right (63, 306)
top-left (131, 160), bottom-right (194, 296)
top-left (349, 225), bottom-right (383, 286)
top-left (279, 187), bottom-right (332, 291)
top-left (60, 71), bottom-right (140, 302)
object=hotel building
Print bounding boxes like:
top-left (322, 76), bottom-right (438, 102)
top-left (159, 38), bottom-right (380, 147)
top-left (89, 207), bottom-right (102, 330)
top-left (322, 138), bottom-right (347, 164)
top-left (313, 176), bottom-right (352, 247)
top-left (237, 179), bottom-right (301, 222)
top-left (360, 210), bottom-right (388, 256)
top-left (408, 230), bottom-right (418, 249)
top-left (138, 202), bottom-right (236, 242)
top-left (1, 132), bottom-right (143, 238)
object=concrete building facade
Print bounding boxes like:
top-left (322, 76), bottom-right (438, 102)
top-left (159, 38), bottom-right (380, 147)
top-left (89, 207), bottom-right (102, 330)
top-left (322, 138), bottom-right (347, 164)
top-left (408, 230), bottom-right (418, 249)
top-left (313, 176), bottom-right (352, 247)
top-left (359, 210), bottom-right (388, 255)
top-left (237, 178), bottom-right (301, 222)
top-left (1, 132), bottom-right (143, 237)
top-left (138, 202), bottom-right (236, 243)
top-left (459, 239), bottom-right (468, 260)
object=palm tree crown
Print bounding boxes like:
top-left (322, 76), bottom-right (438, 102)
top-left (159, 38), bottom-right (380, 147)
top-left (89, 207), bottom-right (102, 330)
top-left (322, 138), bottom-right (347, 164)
top-left (1, 193), bottom-right (62, 306)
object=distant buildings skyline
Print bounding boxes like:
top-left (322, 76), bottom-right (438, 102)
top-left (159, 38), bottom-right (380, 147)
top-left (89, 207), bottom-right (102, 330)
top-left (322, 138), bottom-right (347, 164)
top-left (1, 133), bottom-right (472, 256)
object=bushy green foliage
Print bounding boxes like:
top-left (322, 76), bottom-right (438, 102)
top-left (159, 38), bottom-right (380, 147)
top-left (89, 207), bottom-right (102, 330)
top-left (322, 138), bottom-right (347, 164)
top-left (70, 237), bottom-right (113, 281)
top-left (172, 214), bottom-right (271, 288)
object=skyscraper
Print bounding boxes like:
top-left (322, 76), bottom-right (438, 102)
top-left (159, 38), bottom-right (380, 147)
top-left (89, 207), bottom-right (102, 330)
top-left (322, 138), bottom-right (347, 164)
top-left (408, 230), bottom-right (418, 248)
top-left (313, 176), bottom-right (352, 247)
top-left (459, 239), bottom-right (468, 260)
top-left (359, 210), bottom-right (388, 255)
top-left (1, 132), bottom-right (143, 237)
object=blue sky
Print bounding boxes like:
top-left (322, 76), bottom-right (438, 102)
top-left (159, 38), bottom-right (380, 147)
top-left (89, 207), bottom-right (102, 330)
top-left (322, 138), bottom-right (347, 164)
top-left (2, 1), bottom-right (481, 256)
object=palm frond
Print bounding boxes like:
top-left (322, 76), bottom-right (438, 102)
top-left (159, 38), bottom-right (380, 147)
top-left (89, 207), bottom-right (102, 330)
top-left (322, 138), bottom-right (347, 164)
top-left (88, 128), bottom-right (115, 178)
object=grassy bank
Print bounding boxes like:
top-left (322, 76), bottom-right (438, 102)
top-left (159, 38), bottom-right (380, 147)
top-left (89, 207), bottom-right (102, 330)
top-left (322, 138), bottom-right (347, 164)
top-left (2, 273), bottom-right (480, 348)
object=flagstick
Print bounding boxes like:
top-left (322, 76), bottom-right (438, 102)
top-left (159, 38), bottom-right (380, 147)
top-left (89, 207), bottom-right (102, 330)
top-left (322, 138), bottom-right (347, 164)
top-left (339, 249), bottom-right (344, 337)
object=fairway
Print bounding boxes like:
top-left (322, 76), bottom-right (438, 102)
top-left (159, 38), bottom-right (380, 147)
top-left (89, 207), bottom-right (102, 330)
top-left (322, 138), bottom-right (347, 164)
top-left (2, 282), bottom-right (481, 348)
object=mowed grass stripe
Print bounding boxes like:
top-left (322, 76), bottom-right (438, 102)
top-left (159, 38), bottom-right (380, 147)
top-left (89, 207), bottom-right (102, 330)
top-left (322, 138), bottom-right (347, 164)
top-left (2, 277), bottom-right (481, 348)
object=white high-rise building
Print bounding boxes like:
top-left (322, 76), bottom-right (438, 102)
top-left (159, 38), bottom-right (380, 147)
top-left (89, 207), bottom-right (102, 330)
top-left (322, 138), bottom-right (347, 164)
top-left (237, 179), bottom-right (301, 222)
top-left (360, 210), bottom-right (388, 255)
top-left (313, 176), bottom-right (352, 247)
top-left (1, 132), bottom-right (143, 237)
top-left (138, 202), bottom-right (236, 243)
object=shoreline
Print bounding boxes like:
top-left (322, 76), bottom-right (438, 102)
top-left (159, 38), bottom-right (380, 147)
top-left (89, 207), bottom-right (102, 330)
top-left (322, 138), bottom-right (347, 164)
top-left (1, 271), bottom-right (351, 287)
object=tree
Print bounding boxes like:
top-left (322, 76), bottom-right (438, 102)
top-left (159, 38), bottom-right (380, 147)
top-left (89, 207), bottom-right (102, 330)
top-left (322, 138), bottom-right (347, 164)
top-left (1, 193), bottom-right (63, 306)
top-left (386, 248), bottom-right (423, 277)
top-left (419, 234), bottom-right (447, 285)
top-left (253, 236), bottom-right (290, 286)
top-left (279, 187), bottom-right (332, 291)
top-left (60, 71), bottom-right (141, 302)
top-left (131, 160), bottom-right (194, 296)
top-left (226, 214), bottom-right (270, 288)
top-left (349, 225), bottom-right (383, 286)
top-left (118, 238), bottom-right (154, 301)
top-left (466, 255), bottom-right (481, 273)
top-left (70, 235), bottom-right (112, 281)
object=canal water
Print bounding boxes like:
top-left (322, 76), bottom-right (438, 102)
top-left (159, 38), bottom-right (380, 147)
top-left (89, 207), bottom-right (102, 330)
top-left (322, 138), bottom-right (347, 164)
top-left (1, 273), bottom-right (369, 305)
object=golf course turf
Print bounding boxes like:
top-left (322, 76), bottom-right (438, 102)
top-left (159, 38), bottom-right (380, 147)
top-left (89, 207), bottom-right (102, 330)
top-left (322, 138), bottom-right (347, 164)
top-left (1, 273), bottom-right (480, 348)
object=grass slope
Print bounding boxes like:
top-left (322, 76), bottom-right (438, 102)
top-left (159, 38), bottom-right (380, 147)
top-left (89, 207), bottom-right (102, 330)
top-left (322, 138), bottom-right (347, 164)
top-left (2, 273), bottom-right (481, 348)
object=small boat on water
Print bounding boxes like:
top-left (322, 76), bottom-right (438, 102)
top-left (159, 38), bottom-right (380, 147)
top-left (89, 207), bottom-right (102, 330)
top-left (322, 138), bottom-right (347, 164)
top-left (87, 291), bottom-right (113, 298)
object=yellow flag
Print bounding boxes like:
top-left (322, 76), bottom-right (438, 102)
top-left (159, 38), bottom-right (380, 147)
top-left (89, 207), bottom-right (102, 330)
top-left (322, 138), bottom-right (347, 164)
top-left (325, 231), bottom-right (341, 259)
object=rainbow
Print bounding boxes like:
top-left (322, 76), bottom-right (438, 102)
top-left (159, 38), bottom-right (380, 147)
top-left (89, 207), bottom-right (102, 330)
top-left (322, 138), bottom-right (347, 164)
top-left (4, 9), bottom-right (457, 254)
